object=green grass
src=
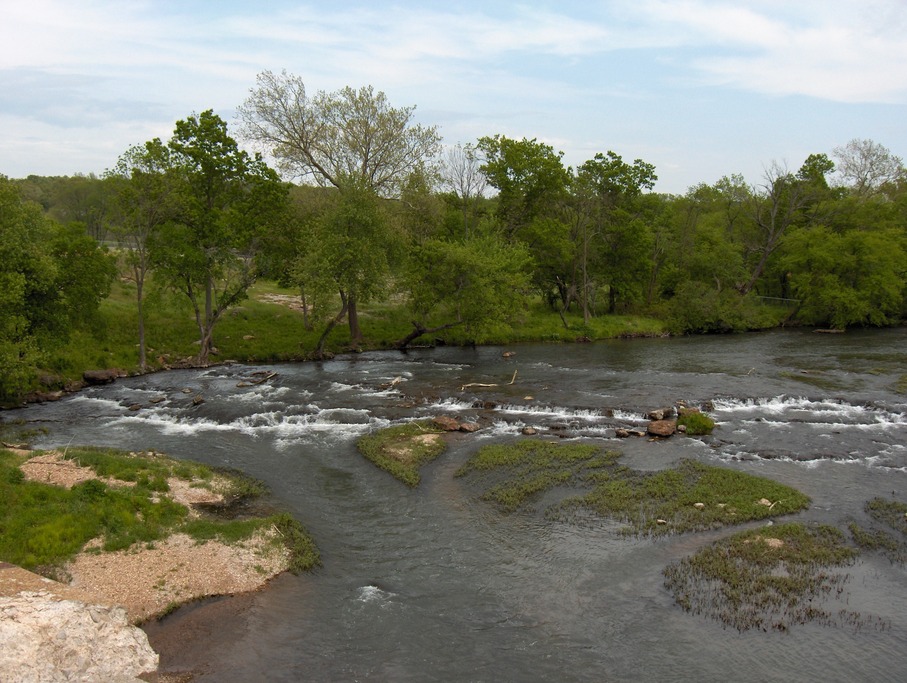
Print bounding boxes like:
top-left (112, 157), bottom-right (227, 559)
top-left (677, 411), bottom-right (716, 435)
top-left (456, 441), bottom-right (811, 534)
top-left (662, 523), bottom-right (883, 632)
top-left (0, 447), bottom-right (319, 575)
top-left (357, 420), bottom-right (447, 487)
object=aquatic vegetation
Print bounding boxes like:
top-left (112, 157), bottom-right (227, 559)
top-left (676, 410), bottom-right (716, 435)
top-left (0, 447), bottom-right (319, 573)
top-left (663, 523), bottom-right (885, 632)
top-left (894, 373), bottom-right (907, 394)
top-left (357, 420), bottom-right (447, 487)
top-left (848, 497), bottom-right (907, 563)
top-left (456, 440), bottom-right (810, 533)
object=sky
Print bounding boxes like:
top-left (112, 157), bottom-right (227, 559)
top-left (1, 0), bottom-right (905, 195)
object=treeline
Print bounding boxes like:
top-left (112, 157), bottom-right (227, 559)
top-left (2, 70), bottom-right (906, 403)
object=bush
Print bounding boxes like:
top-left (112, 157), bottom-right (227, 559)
top-left (677, 411), bottom-right (716, 435)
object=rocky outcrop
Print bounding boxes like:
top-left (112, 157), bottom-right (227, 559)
top-left (82, 369), bottom-right (123, 385)
top-left (432, 415), bottom-right (461, 431)
top-left (0, 591), bottom-right (158, 682)
top-left (647, 419), bottom-right (677, 437)
top-left (433, 415), bottom-right (482, 433)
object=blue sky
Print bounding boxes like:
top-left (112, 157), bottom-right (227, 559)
top-left (1, 0), bottom-right (905, 194)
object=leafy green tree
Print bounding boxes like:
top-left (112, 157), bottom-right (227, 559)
top-left (302, 180), bottom-right (397, 357)
top-left (575, 152), bottom-right (658, 314)
top-left (476, 135), bottom-right (570, 238)
top-left (781, 225), bottom-right (905, 328)
top-left (0, 177), bottom-right (115, 402)
top-left (106, 139), bottom-right (178, 370)
top-left (152, 110), bottom-right (286, 365)
top-left (238, 70), bottom-right (441, 343)
top-left (398, 234), bottom-right (532, 348)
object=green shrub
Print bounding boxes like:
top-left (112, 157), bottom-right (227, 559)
top-left (677, 411), bottom-right (716, 435)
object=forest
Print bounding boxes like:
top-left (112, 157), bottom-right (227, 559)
top-left (2, 70), bottom-right (906, 404)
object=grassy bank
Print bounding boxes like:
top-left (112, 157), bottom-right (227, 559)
top-left (0, 446), bottom-right (319, 575)
top-left (37, 278), bottom-right (668, 390)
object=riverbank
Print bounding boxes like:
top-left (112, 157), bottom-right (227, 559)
top-left (0, 446), bottom-right (318, 681)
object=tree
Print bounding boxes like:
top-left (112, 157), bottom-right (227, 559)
top-left (781, 225), bottom-right (905, 328)
top-left (304, 180), bottom-right (396, 357)
top-left (153, 110), bottom-right (286, 365)
top-left (476, 135), bottom-right (570, 238)
top-left (106, 139), bottom-right (178, 370)
top-left (238, 70), bottom-right (442, 344)
top-left (739, 163), bottom-right (810, 295)
top-left (398, 234), bottom-right (532, 348)
top-left (439, 142), bottom-right (487, 238)
top-left (0, 176), bottom-right (115, 403)
top-left (832, 139), bottom-right (905, 197)
top-left (575, 152), bottom-right (658, 314)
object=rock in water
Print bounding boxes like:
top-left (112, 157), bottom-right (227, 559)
top-left (0, 592), bottom-right (158, 682)
top-left (646, 419), bottom-right (677, 437)
top-left (432, 415), bottom-right (461, 431)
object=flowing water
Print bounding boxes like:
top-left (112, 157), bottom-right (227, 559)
top-left (9, 329), bottom-right (907, 681)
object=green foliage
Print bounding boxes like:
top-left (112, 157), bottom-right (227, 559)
top-left (357, 421), bottom-right (447, 487)
top-left (664, 281), bottom-right (783, 334)
top-left (0, 451), bottom-right (187, 567)
top-left (663, 523), bottom-right (873, 632)
top-left (270, 512), bottom-right (321, 572)
top-left (677, 411), bottom-right (715, 435)
top-left (0, 176), bottom-right (116, 403)
top-left (781, 225), bottom-right (905, 328)
top-left (457, 443), bottom-right (810, 534)
top-left (402, 234), bottom-right (533, 344)
top-left (476, 135), bottom-right (570, 235)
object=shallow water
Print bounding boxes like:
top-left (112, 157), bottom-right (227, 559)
top-left (10, 329), bottom-right (907, 681)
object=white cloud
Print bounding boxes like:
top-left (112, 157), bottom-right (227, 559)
top-left (632, 0), bottom-right (907, 102)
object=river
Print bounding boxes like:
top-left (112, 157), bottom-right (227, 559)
top-left (9, 329), bottom-right (907, 681)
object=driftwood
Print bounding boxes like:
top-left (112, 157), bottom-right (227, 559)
top-left (460, 370), bottom-right (517, 391)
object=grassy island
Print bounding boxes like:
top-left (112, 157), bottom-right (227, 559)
top-left (356, 420), bottom-right (447, 487)
top-left (662, 523), bottom-right (883, 632)
top-left (455, 440), bottom-right (810, 534)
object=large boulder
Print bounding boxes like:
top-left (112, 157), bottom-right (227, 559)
top-left (0, 591), bottom-right (158, 682)
top-left (647, 419), bottom-right (677, 437)
top-left (82, 369), bottom-right (121, 385)
top-left (432, 415), bottom-right (461, 432)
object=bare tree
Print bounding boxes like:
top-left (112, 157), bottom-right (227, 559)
top-left (237, 70), bottom-right (442, 347)
top-left (440, 142), bottom-right (487, 237)
top-left (739, 162), bottom-right (809, 296)
top-left (832, 138), bottom-right (905, 197)
top-left (237, 70), bottom-right (441, 197)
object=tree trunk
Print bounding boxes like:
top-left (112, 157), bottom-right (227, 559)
top-left (136, 278), bottom-right (146, 372)
top-left (395, 320), bottom-right (463, 350)
top-left (202, 276), bottom-right (215, 362)
top-left (315, 293), bottom-right (349, 359)
top-left (348, 293), bottom-right (361, 345)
